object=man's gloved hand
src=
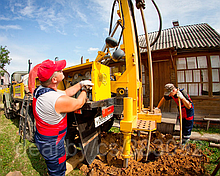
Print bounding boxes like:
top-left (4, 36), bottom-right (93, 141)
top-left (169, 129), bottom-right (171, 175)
top-left (79, 80), bottom-right (94, 88)
top-left (80, 80), bottom-right (94, 92)
top-left (81, 85), bottom-right (89, 93)
top-left (177, 90), bottom-right (184, 99)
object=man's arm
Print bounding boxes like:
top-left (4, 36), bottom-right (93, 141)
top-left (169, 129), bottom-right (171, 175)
top-left (64, 82), bottom-right (81, 97)
top-left (177, 90), bottom-right (192, 109)
top-left (157, 97), bottom-right (165, 109)
top-left (55, 90), bottom-right (87, 114)
top-left (64, 80), bottom-right (94, 97)
top-left (180, 96), bottom-right (192, 109)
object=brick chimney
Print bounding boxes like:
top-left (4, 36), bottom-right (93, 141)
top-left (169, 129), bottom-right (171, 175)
top-left (172, 20), bottom-right (179, 27)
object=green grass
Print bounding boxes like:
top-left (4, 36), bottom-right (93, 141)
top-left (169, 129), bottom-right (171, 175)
top-left (109, 126), bottom-right (120, 133)
top-left (193, 125), bottom-right (220, 134)
top-left (0, 111), bottom-right (84, 176)
top-left (189, 140), bottom-right (220, 175)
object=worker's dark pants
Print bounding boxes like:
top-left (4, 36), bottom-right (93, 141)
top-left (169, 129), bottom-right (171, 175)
top-left (182, 117), bottom-right (194, 139)
top-left (35, 130), bottom-right (66, 176)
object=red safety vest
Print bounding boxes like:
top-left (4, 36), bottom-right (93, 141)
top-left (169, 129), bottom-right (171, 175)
top-left (33, 87), bottom-right (67, 143)
top-left (172, 93), bottom-right (194, 121)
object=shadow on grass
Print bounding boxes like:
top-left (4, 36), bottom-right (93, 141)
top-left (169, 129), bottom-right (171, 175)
top-left (0, 109), bottom-right (20, 129)
top-left (26, 144), bottom-right (48, 176)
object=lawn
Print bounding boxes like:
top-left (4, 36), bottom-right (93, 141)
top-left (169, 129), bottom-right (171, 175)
top-left (0, 111), bottom-right (84, 176)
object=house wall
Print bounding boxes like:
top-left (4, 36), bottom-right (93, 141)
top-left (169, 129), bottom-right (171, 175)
top-left (142, 49), bottom-right (220, 117)
top-left (0, 69), bottom-right (10, 86)
top-left (142, 49), bottom-right (175, 111)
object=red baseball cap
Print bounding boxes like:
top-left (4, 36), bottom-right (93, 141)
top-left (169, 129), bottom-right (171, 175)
top-left (37, 59), bottom-right (66, 82)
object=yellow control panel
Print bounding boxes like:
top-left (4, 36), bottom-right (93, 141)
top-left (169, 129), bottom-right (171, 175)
top-left (60, 61), bottom-right (111, 101)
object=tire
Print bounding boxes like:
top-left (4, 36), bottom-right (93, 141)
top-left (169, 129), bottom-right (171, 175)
top-left (22, 107), bottom-right (35, 143)
top-left (65, 131), bottom-right (78, 160)
top-left (65, 112), bottom-right (79, 159)
top-left (3, 100), bottom-right (15, 119)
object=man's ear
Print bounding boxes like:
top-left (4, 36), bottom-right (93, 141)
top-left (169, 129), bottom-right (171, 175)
top-left (52, 76), bottom-right (57, 83)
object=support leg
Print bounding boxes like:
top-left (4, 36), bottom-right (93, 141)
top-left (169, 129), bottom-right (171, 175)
top-left (207, 120), bottom-right (210, 131)
top-left (145, 131), bottom-right (151, 161)
top-left (122, 132), bottom-right (131, 168)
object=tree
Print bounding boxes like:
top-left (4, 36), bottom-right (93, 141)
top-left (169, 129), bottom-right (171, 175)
top-left (0, 46), bottom-right (12, 76)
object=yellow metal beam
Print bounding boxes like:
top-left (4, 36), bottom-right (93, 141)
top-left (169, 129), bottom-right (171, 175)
top-left (138, 110), bottom-right (162, 123)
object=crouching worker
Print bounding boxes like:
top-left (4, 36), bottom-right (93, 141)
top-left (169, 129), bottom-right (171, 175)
top-left (33, 59), bottom-right (93, 176)
top-left (156, 83), bottom-right (194, 144)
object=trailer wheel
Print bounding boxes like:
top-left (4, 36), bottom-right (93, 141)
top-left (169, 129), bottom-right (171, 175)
top-left (22, 108), bottom-right (35, 143)
top-left (3, 100), bottom-right (15, 119)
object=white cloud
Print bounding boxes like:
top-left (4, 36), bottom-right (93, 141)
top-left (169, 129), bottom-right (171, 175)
top-left (4, 0), bottom-right (220, 35)
top-left (19, 0), bottom-right (35, 17)
top-left (0, 25), bottom-right (22, 30)
top-left (0, 16), bottom-right (11, 20)
top-left (88, 47), bottom-right (99, 52)
top-left (7, 0), bottom-right (69, 34)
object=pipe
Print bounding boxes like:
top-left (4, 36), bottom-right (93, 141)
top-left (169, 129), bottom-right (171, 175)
top-left (178, 97), bottom-right (182, 145)
top-left (139, 7), bottom-right (153, 112)
top-left (81, 56), bottom-right (83, 64)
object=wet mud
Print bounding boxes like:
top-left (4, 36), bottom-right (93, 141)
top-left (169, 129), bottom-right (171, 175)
top-left (79, 131), bottom-right (209, 176)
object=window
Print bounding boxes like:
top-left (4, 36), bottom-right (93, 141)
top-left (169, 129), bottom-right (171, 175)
top-left (177, 55), bottom-right (220, 96)
top-left (210, 55), bottom-right (220, 95)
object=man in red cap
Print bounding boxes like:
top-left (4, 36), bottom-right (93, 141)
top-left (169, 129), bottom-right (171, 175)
top-left (156, 83), bottom-right (194, 144)
top-left (33, 59), bottom-right (93, 176)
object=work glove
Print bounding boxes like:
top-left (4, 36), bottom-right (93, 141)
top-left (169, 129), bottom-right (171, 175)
top-left (81, 85), bottom-right (90, 93)
top-left (177, 90), bottom-right (184, 99)
top-left (80, 80), bottom-right (94, 91)
top-left (79, 80), bottom-right (94, 87)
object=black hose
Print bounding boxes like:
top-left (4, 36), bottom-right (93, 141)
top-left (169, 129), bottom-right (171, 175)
top-left (109, 0), bottom-right (125, 51)
top-left (115, 0), bottom-right (125, 50)
top-left (109, 0), bottom-right (117, 36)
top-left (150, 0), bottom-right (162, 47)
top-left (139, 0), bottom-right (162, 48)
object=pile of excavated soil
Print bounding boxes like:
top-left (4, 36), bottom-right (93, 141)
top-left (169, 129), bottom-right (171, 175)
top-left (79, 131), bottom-right (209, 176)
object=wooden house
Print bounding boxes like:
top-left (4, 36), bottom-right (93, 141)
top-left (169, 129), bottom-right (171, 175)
top-left (139, 23), bottom-right (220, 117)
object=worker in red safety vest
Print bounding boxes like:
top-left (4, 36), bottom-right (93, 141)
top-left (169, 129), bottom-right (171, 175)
top-left (33, 59), bottom-right (93, 176)
top-left (156, 83), bottom-right (194, 144)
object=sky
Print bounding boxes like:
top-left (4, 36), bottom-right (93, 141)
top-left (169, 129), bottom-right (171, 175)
top-left (0, 0), bottom-right (220, 75)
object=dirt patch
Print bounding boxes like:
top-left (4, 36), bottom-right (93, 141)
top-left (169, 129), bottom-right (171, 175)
top-left (79, 131), bottom-right (209, 176)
